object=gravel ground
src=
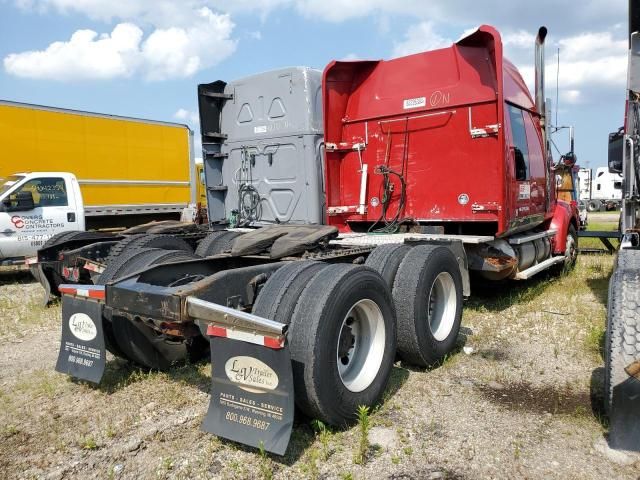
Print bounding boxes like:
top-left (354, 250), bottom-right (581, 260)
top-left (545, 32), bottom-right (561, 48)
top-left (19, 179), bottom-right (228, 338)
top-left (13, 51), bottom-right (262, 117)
top-left (1, 255), bottom-right (639, 480)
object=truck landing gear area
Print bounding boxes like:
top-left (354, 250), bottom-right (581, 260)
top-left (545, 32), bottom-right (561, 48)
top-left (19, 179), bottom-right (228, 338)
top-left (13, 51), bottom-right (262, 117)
top-left (50, 25), bottom-right (585, 455)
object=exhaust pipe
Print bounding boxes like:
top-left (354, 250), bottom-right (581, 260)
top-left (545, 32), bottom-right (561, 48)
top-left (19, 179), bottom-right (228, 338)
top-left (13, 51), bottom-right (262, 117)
top-left (535, 26), bottom-right (548, 117)
top-left (631, 0), bottom-right (640, 47)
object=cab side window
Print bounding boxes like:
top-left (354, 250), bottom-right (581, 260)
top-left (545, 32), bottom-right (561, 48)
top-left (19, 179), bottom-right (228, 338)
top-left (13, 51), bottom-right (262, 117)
top-left (17, 177), bottom-right (68, 207)
top-left (508, 105), bottom-right (530, 181)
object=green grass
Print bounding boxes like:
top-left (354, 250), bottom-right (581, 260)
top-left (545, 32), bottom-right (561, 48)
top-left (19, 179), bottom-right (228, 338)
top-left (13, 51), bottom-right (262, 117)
top-left (579, 214), bottom-right (620, 250)
top-left (587, 221), bottom-right (618, 231)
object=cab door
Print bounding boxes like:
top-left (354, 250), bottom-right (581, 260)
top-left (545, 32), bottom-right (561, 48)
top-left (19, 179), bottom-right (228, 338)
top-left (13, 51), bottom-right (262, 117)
top-left (523, 110), bottom-right (547, 215)
top-left (506, 104), bottom-right (540, 230)
top-left (0, 176), bottom-right (76, 259)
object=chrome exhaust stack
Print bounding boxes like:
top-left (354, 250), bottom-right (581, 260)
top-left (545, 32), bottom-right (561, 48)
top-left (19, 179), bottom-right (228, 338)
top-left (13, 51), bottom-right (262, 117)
top-left (535, 26), bottom-right (548, 117)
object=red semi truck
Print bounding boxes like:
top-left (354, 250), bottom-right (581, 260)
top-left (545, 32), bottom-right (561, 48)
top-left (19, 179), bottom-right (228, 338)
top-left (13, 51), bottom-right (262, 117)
top-left (54, 25), bottom-right (579, 454)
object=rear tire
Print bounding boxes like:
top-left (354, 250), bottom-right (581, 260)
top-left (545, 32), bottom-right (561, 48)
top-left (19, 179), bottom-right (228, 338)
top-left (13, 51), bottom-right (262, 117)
top-left (252, 261), bottom-right (327, 325)
top-left (97, 248), bottom-right (204, 368)
top-left (111, 316), bottom-right (198, 371)
top-left (287, 264), bottom-right (396, 426)
top-left (587, 200), bottom-right (601, 212)
top-left (98, 247), bottom-right (193, 284)
top-left (104, 234), bottom-right (193, 269)
top-left (604, 262), bottom-right (640, 415)
top-left (616, 249), bottom-right (640, 270)
top-left (365, 244), bottom-right (413, 287)
top-left (562, 225), bottom-right (578, 273)
top-left (195, 231), bottom-right (243, 257)
top-left (392, 245), bottom-right (463, 366)
top-left (42, 230), bottom-right (82, 248)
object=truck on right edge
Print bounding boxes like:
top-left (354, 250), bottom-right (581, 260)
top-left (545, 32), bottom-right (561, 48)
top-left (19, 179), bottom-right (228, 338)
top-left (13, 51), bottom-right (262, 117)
top-left (578, 167), bottom-right (623, 212)
top-left (604, 0), bottom-right (640, 452)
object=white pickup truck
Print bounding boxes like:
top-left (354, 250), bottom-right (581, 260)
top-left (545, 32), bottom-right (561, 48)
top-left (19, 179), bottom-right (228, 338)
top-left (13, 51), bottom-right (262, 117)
top-left (1, 171), bottom-right (196, 266)
top-left (0, 172), bottom-right (83, 265)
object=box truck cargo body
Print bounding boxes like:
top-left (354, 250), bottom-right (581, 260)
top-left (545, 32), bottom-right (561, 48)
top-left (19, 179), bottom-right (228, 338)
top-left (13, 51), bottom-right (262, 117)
top-left (0, 100), bottom-right (197, 263)
top-left (0, 100), bottom-right (196, 216)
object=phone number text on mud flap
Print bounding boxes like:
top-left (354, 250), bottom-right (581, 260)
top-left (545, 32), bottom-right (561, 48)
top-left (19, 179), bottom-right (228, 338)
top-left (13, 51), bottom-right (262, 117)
top-left (67, 355), bottom-right (94, 367)
top-left (63, 341), bottom-right (101, 366)
top-left (224, 411), bottom-right (271, 431)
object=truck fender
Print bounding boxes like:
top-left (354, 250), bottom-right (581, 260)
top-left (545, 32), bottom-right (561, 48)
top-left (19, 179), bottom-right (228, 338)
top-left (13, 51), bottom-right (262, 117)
top-left (550, 200), bottom-right (576, 254)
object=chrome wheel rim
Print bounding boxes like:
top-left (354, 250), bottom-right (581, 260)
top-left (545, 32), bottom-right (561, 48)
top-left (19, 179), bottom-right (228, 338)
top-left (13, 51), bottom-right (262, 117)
top-left (427, 272), bottom-right (457, 342)
top-left (336, 299), bottom-right (386, 393)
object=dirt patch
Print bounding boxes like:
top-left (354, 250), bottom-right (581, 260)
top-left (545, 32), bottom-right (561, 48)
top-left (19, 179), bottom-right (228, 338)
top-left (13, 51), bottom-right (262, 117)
top-left (477, 381), bottom-right (592, 416)
top-left (388, 468), bottom-right (467, 480)
top-left (1, 255), bottom-right (640, 479)
top-left (476, 348), bottom-right (510, 362)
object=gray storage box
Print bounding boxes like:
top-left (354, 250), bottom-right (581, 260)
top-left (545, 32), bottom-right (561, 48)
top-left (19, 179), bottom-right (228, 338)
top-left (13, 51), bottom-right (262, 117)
top-left (201, 67), bottom-right (324, 226)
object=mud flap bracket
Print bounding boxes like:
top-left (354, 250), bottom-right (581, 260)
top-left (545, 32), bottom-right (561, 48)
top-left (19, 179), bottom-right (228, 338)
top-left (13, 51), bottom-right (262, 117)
top-left (29, 263), bottom-right (52, 307)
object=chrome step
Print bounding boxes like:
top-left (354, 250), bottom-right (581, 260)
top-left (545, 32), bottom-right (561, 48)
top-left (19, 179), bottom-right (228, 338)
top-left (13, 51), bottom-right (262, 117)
top-left (513, 256), bottom-right (565, 280)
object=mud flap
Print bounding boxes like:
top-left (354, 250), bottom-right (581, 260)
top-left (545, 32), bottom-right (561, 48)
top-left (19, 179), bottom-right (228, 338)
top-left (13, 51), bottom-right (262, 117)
top-left (55, 295), bottom-right (106, 384)
top-left (202, 337), bottom-right (294, 455)
top-left (608, 377), bottom-right (640, 451)
top-left (29, 263), bottom-right (52, 307)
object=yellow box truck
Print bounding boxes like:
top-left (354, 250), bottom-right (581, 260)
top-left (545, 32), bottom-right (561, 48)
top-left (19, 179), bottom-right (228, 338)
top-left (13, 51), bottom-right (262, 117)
top-left (0, 100), bottom-right (196, 222)
top-left (0, 100), bottom-right (198, 264)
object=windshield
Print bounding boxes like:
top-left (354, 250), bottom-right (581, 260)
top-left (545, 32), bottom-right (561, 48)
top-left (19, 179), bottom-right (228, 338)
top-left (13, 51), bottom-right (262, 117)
top-left (0, 175), bottom-right (24, 197)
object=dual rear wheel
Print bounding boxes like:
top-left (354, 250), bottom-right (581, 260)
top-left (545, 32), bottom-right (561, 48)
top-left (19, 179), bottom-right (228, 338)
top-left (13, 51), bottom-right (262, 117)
top-left (251, 243), bottom-right (464, 427)
top-left (368, 244), bottom-right (463, 367)
top-left (253, 262), bottom-right (396, 426)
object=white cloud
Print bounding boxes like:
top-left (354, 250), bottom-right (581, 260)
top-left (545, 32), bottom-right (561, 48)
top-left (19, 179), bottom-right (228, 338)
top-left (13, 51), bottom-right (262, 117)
top-left (389, 21), bottom-right (627, 109)
top-left (4, 23), bottom-right (143, 80)
top-left (3, 7), bottom-right (236, 81)
top-left (561, 89), bottom-right (582, 105)
top-left (502, 30), bottom-right (536, 49)
top-left (293, 0), bottom-right (388, 22)
top-left (21, 0), bottom-right (623, 33)
top-left (506, 29), bottom-right (627, 108)
top-left (174, 108), bottom-right (202, 156)
top-left (174, 108), bottom-right (199, 126)
top-left (341, 53), bottom-right (361, 61)
top-left (18, 0), bottom-right (217, 28)
top-left (222, 0), bottom-right (626, 34)
top-left (141, 8), bottom-right (235, 80)
top-left (557, 31), bottom-right (626, 67)
top-left (393, 21), bottom-right (450, 57)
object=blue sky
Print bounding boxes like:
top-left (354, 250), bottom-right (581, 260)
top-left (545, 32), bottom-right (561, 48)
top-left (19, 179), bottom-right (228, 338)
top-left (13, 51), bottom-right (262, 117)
top-left (0, 0), bottom-right (630, 168)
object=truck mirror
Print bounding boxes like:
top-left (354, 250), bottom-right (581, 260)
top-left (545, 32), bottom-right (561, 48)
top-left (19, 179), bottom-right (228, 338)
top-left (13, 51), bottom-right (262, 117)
top-left (561, 152), bottom-right (577, 167)
top-left (608, 129), bottom-right (623, 174)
